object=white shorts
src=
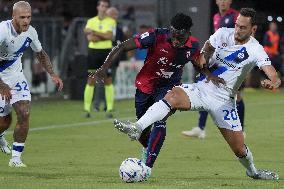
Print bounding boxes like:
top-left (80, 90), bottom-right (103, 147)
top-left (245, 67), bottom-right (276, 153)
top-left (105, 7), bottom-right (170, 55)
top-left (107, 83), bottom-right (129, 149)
top-left (0, 74), bottom-right (31, 117)
top-left (178, 83), bottom-right (242, 131)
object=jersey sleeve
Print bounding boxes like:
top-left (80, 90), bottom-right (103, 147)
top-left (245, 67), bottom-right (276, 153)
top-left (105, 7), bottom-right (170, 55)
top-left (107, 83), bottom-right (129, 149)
top-left (209, 27), bottom-right (226, 48)
top-left (190, 39), bottom-right (200, 62)
top-left (29, 27), bottom-right (42, 52)
top-left (0, 23), bottom-right (7, 44)
top-left (255, 46), bottom-right (271, 68)
top-left (134, 29), bottom-right (155, 49)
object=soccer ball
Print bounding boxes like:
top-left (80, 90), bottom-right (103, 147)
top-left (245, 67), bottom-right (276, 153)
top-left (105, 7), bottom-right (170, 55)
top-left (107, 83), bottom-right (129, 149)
top-left (119, 158), bottom-right (148, 183)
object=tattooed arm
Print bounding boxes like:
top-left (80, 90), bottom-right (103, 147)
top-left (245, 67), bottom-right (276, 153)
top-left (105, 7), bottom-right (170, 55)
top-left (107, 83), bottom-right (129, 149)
top-left (35, 50), bottom-right (63, 91)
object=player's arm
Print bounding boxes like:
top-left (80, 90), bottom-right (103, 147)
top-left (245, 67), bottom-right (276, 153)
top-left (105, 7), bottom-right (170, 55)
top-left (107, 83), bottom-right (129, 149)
top-left (195, 40), bottom-right (225, 85)
top-left (89, 38), bottom-right (137, 80)
top-left (35, 50), bottom-right (63, 91)
top-left (92, 31), bottom-right (113, 40)
top-left (0, 79), bottom-right (12, 100)
top-left (84, 28), bottom-right (101, 43)
top-left (260, 65), bottom-right (281, 90)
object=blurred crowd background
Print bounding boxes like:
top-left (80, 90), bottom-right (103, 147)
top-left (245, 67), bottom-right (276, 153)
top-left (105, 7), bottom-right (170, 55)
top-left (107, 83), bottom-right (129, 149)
top-left (1, 0), bottom-right (284, 99)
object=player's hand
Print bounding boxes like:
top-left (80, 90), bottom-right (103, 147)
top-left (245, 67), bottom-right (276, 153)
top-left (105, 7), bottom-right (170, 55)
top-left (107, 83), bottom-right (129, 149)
top-left (51, 74), bottom-right (63, 91)
top-left (88, 68), bottom-right (106, 83)
top-left (261, 79), bottom-right (279, 90)
top-left (0, 82), bottom-right (12, 101)
top-left (206, 75), bottom-right (226, 86)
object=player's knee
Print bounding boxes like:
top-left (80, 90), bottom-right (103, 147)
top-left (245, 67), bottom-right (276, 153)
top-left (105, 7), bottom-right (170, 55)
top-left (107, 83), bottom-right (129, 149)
top-left (17, 107), bottom-right (30, 125)
top-left (164, 87), bottom-right (187, 109)
top-left (0, 115), bottom-right (12, 129)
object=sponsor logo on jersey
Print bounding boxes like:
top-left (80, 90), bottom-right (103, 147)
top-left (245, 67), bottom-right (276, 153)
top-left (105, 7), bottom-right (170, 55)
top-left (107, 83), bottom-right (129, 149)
top-left (224, 47), bottom-right (249, 63)
top-left (216, 53), bottom-right (236, 69)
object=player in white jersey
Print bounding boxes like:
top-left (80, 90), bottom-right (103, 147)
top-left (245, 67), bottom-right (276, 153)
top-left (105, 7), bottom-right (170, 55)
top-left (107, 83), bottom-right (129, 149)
top-left (0, 1), bottom-right (63, 167)
top-left (114, 8), bottom-right (280, 180)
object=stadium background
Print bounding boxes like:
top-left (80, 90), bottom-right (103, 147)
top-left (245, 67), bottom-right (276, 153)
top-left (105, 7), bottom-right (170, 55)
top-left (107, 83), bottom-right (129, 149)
top-left (0, 1), bottom-right (284, 188)
top-left (1, 0), bottom-right (284, 99)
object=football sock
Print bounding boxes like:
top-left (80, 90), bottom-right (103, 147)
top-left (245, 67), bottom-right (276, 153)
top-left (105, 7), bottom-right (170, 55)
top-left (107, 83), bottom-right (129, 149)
top-left (198, 111), bottom-right (208, 130)
top-left (236, 99), bottom-right (245, 131)
top-left (84, 84), bottom-right (94, 112)
top-left (146, 121), bottom-right (166, 168)
top-left (238, 145), bottom-right (258, 176)
top-left (136, 99), bottom-right (171, 131)
top-left (105, 84), bottom-right (114, 112)
top-left (12, 142), bottom-right (25, 160)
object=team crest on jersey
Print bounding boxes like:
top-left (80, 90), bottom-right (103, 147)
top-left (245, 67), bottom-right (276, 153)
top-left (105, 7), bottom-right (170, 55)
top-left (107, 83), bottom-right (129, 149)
top-left (224, 47), bottom-right (249, 63)
top-left (225, 18), bottom-right (230, 24)
top-left (186, 51), bottom-right (191, 59)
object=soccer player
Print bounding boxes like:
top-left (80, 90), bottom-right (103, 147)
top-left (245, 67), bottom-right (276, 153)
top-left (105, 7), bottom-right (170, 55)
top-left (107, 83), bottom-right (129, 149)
top-left (182, 0), bottom-right (246, 139)
top-left (114, 8), bottom-right (280, 180)
top-left (90, 13), bottom-right (221, 179)
top-left (0, 1), bottom-right (63, 167)
top-left (83, 0), bottom-right (116, 118)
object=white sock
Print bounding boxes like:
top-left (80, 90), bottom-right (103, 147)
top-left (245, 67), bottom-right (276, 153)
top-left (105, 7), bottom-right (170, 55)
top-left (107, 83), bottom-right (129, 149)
top-left (238, 145), bottom-right (258, 176)
top-left (136, 100), bottom-right (171, 131)
top-left (12, 142), bottom-right (25, 159)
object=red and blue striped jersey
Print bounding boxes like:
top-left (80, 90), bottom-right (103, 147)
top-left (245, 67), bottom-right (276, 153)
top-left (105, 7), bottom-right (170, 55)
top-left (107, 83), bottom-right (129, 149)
top-left (134, 28), bottom-right (200, 94)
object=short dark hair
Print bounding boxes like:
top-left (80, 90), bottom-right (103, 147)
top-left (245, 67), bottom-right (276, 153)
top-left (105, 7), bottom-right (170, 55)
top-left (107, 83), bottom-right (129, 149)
top-left (240, 8), bottom-right (257, 26)
top-left (170, 13), bottom-right (193, 31)
top-left (97, 0), bottom-right (109, 6)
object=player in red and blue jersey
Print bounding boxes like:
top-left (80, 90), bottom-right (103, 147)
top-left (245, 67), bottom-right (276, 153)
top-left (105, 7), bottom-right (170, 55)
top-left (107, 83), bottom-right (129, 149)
top-left (91, 13), bottom-right (199, 172)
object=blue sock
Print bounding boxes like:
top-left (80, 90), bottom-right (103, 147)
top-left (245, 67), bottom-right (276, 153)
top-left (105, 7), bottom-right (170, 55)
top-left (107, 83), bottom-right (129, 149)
top-left (12, 142), bottom-right (25, 158)
top-left (198, 111), bottom-right (208, 130)
top-left (146, 121), bottom-right (166, 168)
top-left (236, 99), bottom-right (245, 131)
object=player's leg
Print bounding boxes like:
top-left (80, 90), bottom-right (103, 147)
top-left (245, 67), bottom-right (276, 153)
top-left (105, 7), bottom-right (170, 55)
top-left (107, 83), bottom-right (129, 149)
top-left (114, 85), bottom-right (192, 140)
top-left (9, 100), bottom-right (31, 167)
top-left (135, 89), bottom-right (154, 147)
top-left (236, 91), bottom-right (245, 131)
top-left (0, 114), bottom-right (12, 154)
top-left (144, 88), bottom-right (170, 168)
top-left (213, 101), bottom-right (278, 180)
top-left (104, 69), bottom-right (114, 118)
top-left (103, 49), bottom-right (114, 118)
top-left (182, 111), bottom-right (207, 138)
top-left (84, 49), bottom-right (97, 117)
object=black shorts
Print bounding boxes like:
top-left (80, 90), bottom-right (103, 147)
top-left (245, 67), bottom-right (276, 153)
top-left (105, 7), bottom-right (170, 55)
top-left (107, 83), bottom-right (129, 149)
top-left (87, 48), bottom-right (111, 72)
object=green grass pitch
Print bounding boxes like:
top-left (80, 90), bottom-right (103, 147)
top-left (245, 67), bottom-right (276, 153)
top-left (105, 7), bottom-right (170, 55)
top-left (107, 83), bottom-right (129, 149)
top-left (0, 89), bottom-right (283, 189)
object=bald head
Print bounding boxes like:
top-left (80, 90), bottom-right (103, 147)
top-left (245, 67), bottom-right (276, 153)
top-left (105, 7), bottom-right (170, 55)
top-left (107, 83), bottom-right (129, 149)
top-left (106, 7), bottom-right (119, 20)
top-left (12, 1), bottom-right (32, 33)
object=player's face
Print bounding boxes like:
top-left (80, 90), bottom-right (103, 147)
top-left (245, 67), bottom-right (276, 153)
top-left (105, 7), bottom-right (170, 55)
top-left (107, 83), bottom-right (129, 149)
top-left (216, 0), bottom-right (232, 12)
top-left (97, 1), bottom-right (109, 15)
top-left (234, 15), bottom-right (254, 44)
top-left (170, 31), bottom-right (190, 48)
top-left (13, 7), bottom-right (31, 33)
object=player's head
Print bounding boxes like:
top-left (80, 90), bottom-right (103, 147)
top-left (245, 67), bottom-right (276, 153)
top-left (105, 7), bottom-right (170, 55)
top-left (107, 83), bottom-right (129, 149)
top-left (97, 0), bottom-right (109, 16)
top-left (234, 8), bottom-right (257, 44)
top-left (216, 0), bottom-right (232, 12)
top-left (170, 13), bottom-right (193, 48)
top-left (12, 1), bottom-right (31, 33)
top-left (106, 7), bottom-right (119, 20)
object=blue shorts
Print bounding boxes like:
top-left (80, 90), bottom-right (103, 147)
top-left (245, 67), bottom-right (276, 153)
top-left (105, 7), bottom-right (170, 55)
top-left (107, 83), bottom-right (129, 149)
top-left (135, 86), bottom-right (173, 119)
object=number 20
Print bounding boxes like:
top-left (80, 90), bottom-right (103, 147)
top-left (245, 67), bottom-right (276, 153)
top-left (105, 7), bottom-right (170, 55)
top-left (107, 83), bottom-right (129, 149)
top-left (223, 109), bottom-right (238, 121)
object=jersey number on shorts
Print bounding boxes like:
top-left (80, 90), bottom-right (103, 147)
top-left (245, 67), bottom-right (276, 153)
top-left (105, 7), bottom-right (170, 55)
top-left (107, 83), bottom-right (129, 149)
top-left (0, 107), bottom-right (4, 113)
top-left (223, 109), bottom-right (238, 121)
top-left (15, 81), bottom-right (29, 91)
